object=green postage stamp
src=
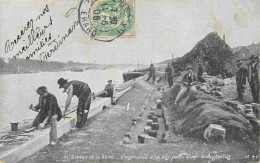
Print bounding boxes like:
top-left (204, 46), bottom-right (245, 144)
top-left (87, 0), bottom-right (135, 41)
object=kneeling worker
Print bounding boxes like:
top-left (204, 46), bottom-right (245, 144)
top-left (57, 78), bottom-right (91, 128)
top-left (30, 86), bottom-right (62, 129)
top-left (174, 66), bottom-right (198, 105)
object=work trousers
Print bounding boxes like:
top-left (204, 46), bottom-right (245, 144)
top-left (175, 85), bottom-right (196, 103)
top-left (167, 76), bottom-right (173, 87)
top-left (147, 74), bottom-right (155, 83)
top-left (237, 84), bottom-right (245, 103)
top-left (249, 80), bottom-right (259, 103)
top-left (77, 87), bottom-right (92, 128)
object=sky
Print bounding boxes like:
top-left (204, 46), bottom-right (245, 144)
top-left (0, 0), bottom-right (259, 64)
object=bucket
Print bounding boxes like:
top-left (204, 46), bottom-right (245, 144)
top-left (10, 122), bottom-right (19, 132)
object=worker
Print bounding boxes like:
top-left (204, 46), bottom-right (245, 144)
top-left (95, 80), bottom-right (115, 99)
top-left (174, 66), bottom-right (198, 106)
top-left (103, 80), bottom-right (115, 98)
top-left (197, 61), bottom-right (205, 82)
top-left (248, 55), bottom-right (259, 103)
top-left (236, 60), bottom-right (248, 103)
top-left (165, 63), bottom-right (173, 87)
top-left (57, 78), bottom-right (91, 129)
top-left (30, 86), bottom-right (62, 129)
top-left (146, 64), bottom-right (156, 84)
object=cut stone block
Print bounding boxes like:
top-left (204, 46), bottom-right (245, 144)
top-left (148, 130), bottom-right (158, 138)
top-left (123, 136), bottom-right (130, 144)
top-left (124, 132), bottom-right (132, 139)
top-left (152, 116), bottom-right (158, 123)
top-left (151, 106), bottom-right (157, 111)
top-left (147, 114), bottom-right (153, 119)
top-left (132, 119), bottom-right (137, 125)
top-left (138, 135), bottom-right (157, 144)
top-left (151, 123), bottom-right (159, 130)
top-left (144, 126), bottom-right (152, 133)
top-left (156, 99), bottom-right (162, 105)
top-left (147, 119), bottom-right (153, 126)
top-left (136, 116), bottom-right (141, 121)
top-left (155, 109), bottom-right (163, 117)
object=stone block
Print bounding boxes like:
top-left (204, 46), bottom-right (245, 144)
top-left (138, 135), bottom-right (157, 144)
top-left (124, 132), bottom-right (132, 139)
top-left (146, 119), bottom-right (153, 126)
top-left (123, 136), bottom-right (130, 144)
top-left (147, 114), bottom-right (153, 119)
top-left (144, 126), bottom-right (152, 133)
top-left (152, 116), bottom-right (158, 123)
top-left (155, 109), bottom-right (163, 117)
top-left (151, 106), bottom-right (157, 111)
top-left (151, 123), bottom-right (159, 130)
top-left (148, 130), bottom-right (158, 138)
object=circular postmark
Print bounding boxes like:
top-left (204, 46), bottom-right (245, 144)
top-left (78, 0), bottom-right (134, 42)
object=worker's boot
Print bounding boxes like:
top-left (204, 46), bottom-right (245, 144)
top-left (76, 113), bottom-right (83, 128)
top-left (82, 111), bottom-right (89, 126)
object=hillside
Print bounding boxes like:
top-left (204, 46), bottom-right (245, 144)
top-left (171, 32), bottom-right (236, 77)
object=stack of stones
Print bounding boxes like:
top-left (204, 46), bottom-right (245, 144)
top-left (140, 98), bottom-right (163, 143)
top-left (224, 101), bottom-right (259, 129)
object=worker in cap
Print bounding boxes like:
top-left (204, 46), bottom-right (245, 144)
top-left (95, 80), bottom-right (115, 99)
top-left (174, 65), bottom-right (198, 106)
top-left (146, 64), bottom-right (156, 84)
top-left (236, 60), bottom-right (248, 103)
top-left (57, 78), bottom-right (92, 129)
top-left (165, 63), bottom-right (173, 87)
top-left (30, 86), bottom-right (62, 129)
top-left (248, 55), bottom-right (259, 103)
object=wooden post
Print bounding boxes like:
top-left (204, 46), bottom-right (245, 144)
top-left (125, 103), bottom-right (130, 111)
top-left (50, 115), bottom-right (58, 145)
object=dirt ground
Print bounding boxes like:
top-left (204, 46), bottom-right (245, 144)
top-left (21, 79), bottom-right (258, 163)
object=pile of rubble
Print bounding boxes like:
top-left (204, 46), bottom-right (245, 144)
top-left (163, 85), bottom-right (259, 144)
top-left (196, 73), bottom-right (235, 98)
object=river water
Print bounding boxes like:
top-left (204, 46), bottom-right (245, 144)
top-left (0, 68), bottom-right (132, 129)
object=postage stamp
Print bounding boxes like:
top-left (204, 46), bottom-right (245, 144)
top-left (78, 0), bottom-right (135, 42)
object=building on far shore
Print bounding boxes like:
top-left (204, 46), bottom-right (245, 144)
top-left (233, 42), bottom-right (259, 66)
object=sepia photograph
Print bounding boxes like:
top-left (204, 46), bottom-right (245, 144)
top-left (0, 0), bottom-right (259, 162)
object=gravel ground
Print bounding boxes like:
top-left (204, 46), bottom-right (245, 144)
top-left (21, 80), bottom-right (258, 163)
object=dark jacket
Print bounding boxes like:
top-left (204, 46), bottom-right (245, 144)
top-left (236, 66), bottom-right (248, 86)
top-left (149, 66), bottom-right (155, 75)
top-left (35, 93), bottom-right (62, 123)
top-left (166, 66), bottom-right (173, 77)
top-left (104, 84), bottom-right (114, 97)
top-left (197, 64), bottom-right (203, 78)
top-left (182, 72), bottom-right (198, 86)
top-left (248, 62), bottom-right (259, 83)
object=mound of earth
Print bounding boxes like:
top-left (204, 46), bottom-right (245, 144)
top-left (172, 32), bottom-right (236, 77)
top-left (163, 84), bottom-right (257, 144)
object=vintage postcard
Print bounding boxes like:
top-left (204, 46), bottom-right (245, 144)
top-left (0, 0), bottom-right (259, 162)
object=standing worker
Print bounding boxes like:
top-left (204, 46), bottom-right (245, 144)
top-left (197, 61), bottom-right (205, 82)
top-left (165, 63), bottom-right (173, 87)
top-left (236, 60), bottom-right (248, 103)
top-left (248, 55), bottom-right (259, 103)
top-left (57, 78), bottom-right (91, 129)
top-left (146, 64), bottom-right (156, 84)
top-left (30, 86), bottom-right (62, 129)
top-left (174, 66), bottom-right (198, 106)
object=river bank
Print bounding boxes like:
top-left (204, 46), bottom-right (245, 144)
top-left (21, 78), bottom-right (254, 163)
